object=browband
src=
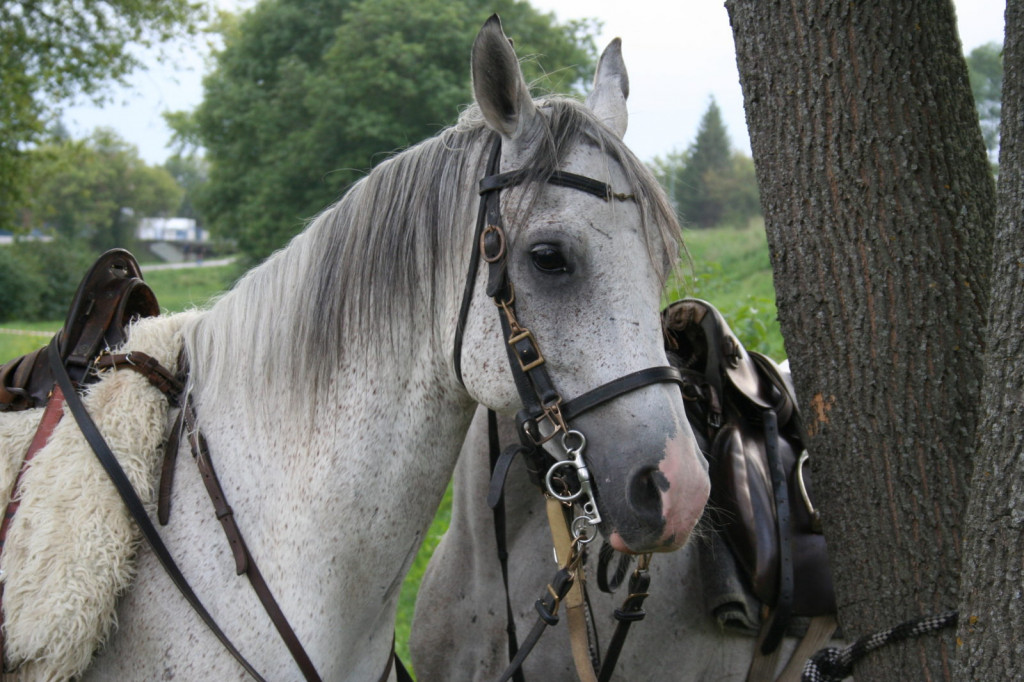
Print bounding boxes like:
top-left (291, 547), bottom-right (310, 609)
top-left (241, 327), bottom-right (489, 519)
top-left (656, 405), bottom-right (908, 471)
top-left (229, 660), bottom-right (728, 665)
top-left (479, 169), bottom-right (635, 202)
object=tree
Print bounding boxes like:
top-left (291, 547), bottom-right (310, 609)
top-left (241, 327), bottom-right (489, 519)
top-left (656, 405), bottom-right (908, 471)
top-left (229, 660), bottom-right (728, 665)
top-left (163, 153), bottom-right (208, 222)
top-left (956, 3), bottom-right (1024, 676)
top-left (681, 98), bottom-right (733, 227)
top-left (726, 1), bottom-right (996, 679)
top-left (183, 0), bottom-right (598, 262)
top-left (966, 41), bottom-right (1003, 167)
top-left (0, 0), bottom-right (205, 229)
top-left (652, 97), bottom-right (760, 229)
top-left (23, 128), bottom-right (182, 251)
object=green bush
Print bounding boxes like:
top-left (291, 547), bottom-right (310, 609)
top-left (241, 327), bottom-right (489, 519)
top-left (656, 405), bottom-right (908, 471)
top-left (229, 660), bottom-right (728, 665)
top-left (1, 241), bottom-right (98, 322)
top-left (0, 246), bottom-right (44, 321)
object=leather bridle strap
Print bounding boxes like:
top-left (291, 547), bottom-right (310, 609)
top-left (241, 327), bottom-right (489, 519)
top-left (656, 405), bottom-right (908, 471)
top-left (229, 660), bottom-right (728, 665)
top-left (179, 397), bottom-right (323, 682)
top-left (517, 366), bottom-right (686, 443)
top-left (453, 135), bottom-right (631, 388)
top-left (487, 409), bottom-right (526, 682)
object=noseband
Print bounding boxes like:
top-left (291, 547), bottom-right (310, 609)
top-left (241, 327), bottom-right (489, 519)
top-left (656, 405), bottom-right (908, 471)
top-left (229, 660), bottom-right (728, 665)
top-left (453, 134), bottom-right (687, 539)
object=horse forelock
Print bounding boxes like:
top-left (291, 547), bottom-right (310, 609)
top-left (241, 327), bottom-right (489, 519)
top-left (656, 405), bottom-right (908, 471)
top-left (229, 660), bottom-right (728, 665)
top-left (183, 97), bottom-right (680, 423)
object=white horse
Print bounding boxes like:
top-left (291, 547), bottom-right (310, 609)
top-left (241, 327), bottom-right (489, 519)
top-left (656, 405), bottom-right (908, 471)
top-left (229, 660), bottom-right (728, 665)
top-left (0, 16), bottom-right (708, 681)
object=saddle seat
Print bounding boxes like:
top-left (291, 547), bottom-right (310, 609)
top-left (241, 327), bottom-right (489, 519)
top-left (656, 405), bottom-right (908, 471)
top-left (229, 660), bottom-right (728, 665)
top-left (0, 248), bottom-right (158, 412)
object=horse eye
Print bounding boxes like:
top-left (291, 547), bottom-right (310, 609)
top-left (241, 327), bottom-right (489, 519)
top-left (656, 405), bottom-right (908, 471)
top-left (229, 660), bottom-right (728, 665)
top-left (530, 244), bottom-right (570, 274)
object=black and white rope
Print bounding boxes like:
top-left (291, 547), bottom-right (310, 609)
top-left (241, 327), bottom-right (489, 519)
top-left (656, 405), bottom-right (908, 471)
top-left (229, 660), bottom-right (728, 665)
top-left (801, 610), bottom-right (959, 682)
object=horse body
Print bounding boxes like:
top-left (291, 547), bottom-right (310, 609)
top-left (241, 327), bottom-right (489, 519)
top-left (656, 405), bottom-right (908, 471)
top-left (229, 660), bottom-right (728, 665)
top-left (0, 16), bottom-right (709, 680)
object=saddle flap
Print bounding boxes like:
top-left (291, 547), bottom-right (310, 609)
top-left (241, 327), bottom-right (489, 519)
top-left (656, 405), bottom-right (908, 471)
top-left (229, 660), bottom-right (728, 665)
top-left (664, 297), bottom-right (836, 620)
top-left (712, 422), bottom-right (779, 601)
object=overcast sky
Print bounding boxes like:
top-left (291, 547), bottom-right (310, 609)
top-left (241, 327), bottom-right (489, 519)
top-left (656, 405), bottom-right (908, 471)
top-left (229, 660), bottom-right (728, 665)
top-left (61, 0), bottom-right (1007, 166)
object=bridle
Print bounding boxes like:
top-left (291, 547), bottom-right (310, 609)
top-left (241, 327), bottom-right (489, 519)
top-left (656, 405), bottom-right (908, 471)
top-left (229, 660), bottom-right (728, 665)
top-left (453, 133), bottom-right (690, 680)
top-left (454, 133), bottom-right (688, 539)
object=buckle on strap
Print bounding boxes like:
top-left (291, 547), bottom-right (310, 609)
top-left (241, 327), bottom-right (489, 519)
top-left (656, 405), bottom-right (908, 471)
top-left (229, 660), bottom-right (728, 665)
top-left (509, 329), bottom-right (545, 372)
top-left (520, 399), bottom-right (568, 447)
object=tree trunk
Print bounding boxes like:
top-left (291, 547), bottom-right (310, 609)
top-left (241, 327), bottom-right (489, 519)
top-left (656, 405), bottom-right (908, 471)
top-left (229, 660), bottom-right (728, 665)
top-left (957, 1), bottom-right (1024, 676)
top-left (725, 1), bottom-right (996, 679)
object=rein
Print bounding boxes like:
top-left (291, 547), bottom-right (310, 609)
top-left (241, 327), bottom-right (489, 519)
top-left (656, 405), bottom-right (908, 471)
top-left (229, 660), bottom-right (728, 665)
top-left (454, 134), bottom-right (688, 681)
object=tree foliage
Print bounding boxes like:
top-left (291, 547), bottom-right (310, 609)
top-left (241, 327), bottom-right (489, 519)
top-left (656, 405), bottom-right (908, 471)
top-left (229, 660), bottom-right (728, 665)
top-left (21, 128), bottom-right (182, 251)
top-left (652, 97), bottom-right (761, 229)
top-left (163, 153), bottom-right (208, 222)
top-left (183, 0), bottom-right (598, 262)
top-left (0, 0), bottom-right (205, 229)
top-left (966, 41), bottom-right (1003, 166)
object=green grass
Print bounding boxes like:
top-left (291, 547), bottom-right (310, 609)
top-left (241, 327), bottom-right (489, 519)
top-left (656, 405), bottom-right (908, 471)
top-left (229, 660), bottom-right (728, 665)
top-left (395, 484), bottom-right (452, 667)
top-left (667, 218), bottom-right (786, 359)
top-left (144, 264), bottom-right (241, 313)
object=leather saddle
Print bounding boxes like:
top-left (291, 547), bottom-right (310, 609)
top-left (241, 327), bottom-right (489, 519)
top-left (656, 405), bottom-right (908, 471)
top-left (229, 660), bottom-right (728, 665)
top-left (0, 249), bottom-right (159, 412)
top-left (662, 299), bottom-right (836, 633)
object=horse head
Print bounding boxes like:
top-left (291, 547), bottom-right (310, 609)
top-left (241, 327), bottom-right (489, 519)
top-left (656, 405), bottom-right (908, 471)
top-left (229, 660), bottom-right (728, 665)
top-left (457, 16), bottom-right (709, 554)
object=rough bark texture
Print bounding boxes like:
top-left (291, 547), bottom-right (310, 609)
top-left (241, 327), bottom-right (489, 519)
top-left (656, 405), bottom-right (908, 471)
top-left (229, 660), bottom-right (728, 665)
top-left (957, 1), bottom-right (1024, 676)
top-left (725, 1), bottom-right (996, 679)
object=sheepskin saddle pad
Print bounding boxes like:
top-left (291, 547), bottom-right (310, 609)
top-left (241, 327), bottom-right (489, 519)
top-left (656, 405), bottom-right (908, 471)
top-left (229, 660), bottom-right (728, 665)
top-left (0, 312), bottom-right (198, 681)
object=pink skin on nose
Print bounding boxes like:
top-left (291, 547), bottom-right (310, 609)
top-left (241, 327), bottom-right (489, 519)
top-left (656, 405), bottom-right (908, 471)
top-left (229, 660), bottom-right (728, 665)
top-left (608, 434), bottom-right (710, 554)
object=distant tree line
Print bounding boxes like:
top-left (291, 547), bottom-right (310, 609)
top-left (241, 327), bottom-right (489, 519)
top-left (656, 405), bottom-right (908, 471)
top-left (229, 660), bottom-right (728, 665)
top-left (651, 98), bottom-right (761, 230)
top-left (0, 0), bottom-right (205, 230)
top-left (966, 41), bottom-right (1003, 170)
top-left (0, 128), bottom-right (207, 322)
top-left (0, 0), bottom-right (1003, 284)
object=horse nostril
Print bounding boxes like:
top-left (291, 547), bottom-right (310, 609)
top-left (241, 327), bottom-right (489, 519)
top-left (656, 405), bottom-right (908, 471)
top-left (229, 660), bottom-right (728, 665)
top-left (626, 465), bottom-right (667, 528)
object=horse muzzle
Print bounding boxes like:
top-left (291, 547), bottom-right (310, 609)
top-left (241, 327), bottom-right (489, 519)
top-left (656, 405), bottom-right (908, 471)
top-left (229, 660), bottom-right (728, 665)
top-left (594, 423), bottom-right (710, 554)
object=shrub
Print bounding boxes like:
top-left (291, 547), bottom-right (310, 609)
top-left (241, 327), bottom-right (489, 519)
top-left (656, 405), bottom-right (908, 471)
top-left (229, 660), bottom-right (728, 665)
top-left (6, 241), bottom-right (97, 321)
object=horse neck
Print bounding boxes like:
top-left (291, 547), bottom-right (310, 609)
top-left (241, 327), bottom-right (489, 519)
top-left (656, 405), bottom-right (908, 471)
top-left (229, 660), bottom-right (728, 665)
top-left (185, 242), bottom-right (476, 497)
top-left (181, 289), bottom-right (476, 669)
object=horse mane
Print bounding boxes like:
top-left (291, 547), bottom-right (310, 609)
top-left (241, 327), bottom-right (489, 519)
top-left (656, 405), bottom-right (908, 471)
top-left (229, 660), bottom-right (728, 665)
top-left (182, 97), bottom-right (681, 422)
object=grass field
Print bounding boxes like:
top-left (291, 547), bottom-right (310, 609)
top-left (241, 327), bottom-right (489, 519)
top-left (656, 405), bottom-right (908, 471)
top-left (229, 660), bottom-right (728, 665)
top-left (0, 224), bottom-right (780, 672)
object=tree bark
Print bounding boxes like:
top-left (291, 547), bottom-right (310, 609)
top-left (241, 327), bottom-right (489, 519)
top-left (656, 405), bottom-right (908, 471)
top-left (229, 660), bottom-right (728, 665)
top-left (957, 1), bottom-right (1024, 676)
top-left (725, 1), bottom-right (996, 679)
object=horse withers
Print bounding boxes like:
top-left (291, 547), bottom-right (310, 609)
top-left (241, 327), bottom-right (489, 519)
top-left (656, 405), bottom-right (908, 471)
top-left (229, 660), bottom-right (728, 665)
top-left (0, 15), bottom-right (706, 681)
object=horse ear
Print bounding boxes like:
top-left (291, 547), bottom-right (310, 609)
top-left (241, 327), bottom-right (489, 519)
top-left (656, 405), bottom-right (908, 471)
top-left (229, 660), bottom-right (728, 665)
top-left (472, 14), bottom-right (538, 140)
top-left (586, 38), bottom-right (629, 138)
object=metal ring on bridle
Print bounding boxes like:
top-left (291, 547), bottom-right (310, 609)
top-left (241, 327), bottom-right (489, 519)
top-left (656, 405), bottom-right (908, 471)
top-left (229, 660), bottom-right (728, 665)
top-left (544, 430), bottom-right (588, 502)
top-left (561, 429), bottom-right (585, 453)
top-left (571, 515), bottom-right (597, 543)
top-left (480, 224), bottom-right (506, 263)
top-left (546, 459), bottom-right (584, 502)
